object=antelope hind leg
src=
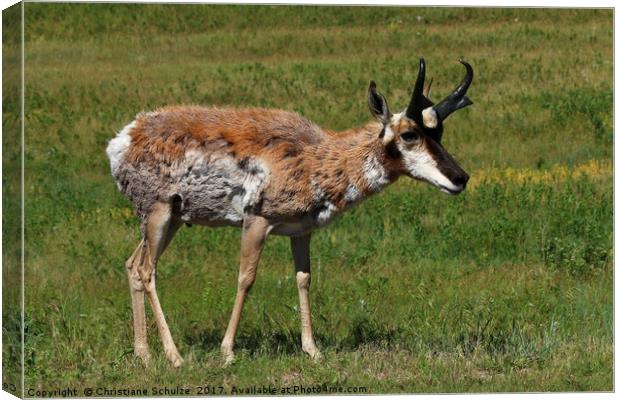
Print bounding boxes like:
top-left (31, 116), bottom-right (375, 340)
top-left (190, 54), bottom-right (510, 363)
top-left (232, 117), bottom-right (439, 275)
top-left (126, 240), bottom-right (151, 365)
top-left (140, 201), bottom-right (184, 367)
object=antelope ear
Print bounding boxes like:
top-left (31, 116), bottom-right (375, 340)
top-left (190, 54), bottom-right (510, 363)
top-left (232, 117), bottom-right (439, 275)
top-left (368, 81), bottom-right (392, 124)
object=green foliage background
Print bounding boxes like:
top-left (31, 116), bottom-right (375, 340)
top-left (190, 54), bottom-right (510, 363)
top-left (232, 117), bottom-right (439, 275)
top-left (2, 4), bottom-right (612, 393)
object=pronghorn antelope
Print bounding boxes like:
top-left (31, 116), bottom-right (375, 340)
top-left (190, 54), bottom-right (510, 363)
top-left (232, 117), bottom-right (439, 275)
top-left (106, 58), bottom-right (473, 367)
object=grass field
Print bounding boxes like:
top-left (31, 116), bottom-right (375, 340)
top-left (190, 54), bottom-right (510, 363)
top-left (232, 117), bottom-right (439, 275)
top-left (2, 4), bottom-right (613, 394)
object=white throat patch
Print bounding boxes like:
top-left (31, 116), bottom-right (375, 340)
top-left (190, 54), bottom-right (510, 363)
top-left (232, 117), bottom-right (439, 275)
top-left (363, 155), bottom-right (390, 192)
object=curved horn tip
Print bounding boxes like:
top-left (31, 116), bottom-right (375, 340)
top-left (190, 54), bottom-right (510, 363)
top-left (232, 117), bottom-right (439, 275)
top-left (406, 57), bottom-right (428, 122)
top-left (459, 58), bottom-right (473, 70)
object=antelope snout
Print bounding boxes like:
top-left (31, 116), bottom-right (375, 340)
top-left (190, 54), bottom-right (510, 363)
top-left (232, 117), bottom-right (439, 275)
top-left (452, 172), bottom-right (470, 189)
top-left (439, 169), bottom-right (469, 195)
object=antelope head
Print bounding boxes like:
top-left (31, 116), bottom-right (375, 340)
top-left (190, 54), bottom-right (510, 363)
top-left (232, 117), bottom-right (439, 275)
top-left (368, 58), bottom-right (473, 195)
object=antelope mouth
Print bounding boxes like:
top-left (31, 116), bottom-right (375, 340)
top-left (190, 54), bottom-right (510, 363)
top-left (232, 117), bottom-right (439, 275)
top-left (439, 184), bottom-right (464, 195)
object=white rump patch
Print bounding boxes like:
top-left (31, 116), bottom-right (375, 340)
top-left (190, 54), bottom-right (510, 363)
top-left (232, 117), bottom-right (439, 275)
top-left (106, 121), bottom-right (135, 176)
top-left (363, 155), bottom-right (390, 192)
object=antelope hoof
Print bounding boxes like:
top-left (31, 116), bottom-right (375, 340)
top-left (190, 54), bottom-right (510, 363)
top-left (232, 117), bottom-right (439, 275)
top-left (166, 350), bottom-right (184, 368)
top-left (223, 354), bottom-right (235, 367)
top-left (303, 345), bottom-right (322, 361)
top-left (221, 347), bottom-right (235, 367)
top-left (135, 348), bottom-right (152, 366)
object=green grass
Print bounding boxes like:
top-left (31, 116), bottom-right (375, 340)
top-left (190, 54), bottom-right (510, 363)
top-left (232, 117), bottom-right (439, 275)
top-left (2, 4), bottom-right (612, 394)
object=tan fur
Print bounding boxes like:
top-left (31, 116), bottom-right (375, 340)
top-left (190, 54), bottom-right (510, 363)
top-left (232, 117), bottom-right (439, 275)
top-left (126, 106), bottom-right (322, 166)
top-left (121, 106), bottom-right (403, 223)
top-left (389, 116), bottom-right (417, 136)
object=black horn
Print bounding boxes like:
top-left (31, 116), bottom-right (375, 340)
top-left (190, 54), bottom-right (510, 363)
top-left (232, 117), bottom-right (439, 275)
top-left (406, 58), bottom-right (429, 125)
top-left (433, 59), bottom-right (474, 121)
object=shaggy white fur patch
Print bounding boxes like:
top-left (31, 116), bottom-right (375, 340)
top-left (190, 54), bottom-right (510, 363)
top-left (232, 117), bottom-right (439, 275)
top-left (106, 121), bottom-right (135, 175)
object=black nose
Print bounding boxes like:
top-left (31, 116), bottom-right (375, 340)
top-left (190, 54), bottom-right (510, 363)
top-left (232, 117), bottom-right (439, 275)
top-left (453, 174), bottom-right (470, 187)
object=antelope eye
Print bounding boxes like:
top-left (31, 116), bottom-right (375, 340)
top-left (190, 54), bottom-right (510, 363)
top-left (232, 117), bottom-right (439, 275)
top-left (400, 131), bottom-right (420, 143)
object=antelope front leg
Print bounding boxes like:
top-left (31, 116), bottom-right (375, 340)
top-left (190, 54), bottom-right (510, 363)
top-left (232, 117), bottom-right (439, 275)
top-left (291, 234), bottom-right (321, 359)
top-left (221, 216), bottom-right (271, 365)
